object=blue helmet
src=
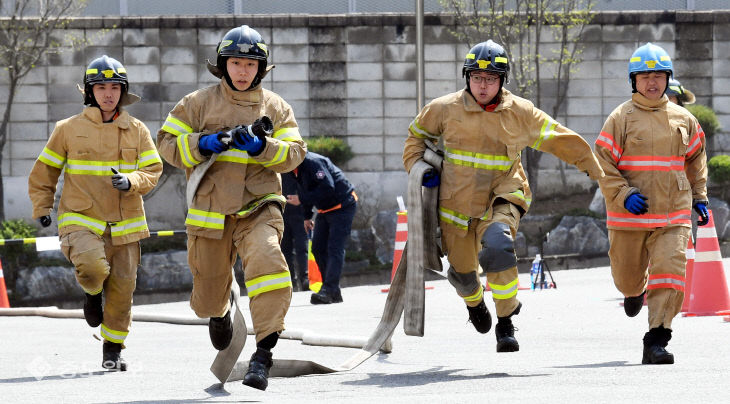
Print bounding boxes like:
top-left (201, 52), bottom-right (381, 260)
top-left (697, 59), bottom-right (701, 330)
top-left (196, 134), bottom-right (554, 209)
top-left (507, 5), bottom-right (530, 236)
top-left (628, 43), bottom-right (673, 80)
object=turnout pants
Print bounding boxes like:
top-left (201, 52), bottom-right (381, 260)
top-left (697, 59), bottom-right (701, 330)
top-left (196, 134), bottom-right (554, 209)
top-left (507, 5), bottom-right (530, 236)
top-left (187, 204), bottom-right (292, 342)
top-left (443, 203), bottom-right (522, 317)
top-left (61, 228), bottom-right (139, 344)
top-left (608, 226), bottom-right (690, 329)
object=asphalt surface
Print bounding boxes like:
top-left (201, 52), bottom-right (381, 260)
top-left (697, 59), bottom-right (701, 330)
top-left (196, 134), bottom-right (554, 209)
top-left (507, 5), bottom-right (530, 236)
top-left (1, 262), bottom-right (729, 404)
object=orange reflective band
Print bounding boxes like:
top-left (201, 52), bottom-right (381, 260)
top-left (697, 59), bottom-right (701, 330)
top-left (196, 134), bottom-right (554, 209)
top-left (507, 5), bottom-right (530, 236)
top-left (317, 191), bottom-right (357, 214)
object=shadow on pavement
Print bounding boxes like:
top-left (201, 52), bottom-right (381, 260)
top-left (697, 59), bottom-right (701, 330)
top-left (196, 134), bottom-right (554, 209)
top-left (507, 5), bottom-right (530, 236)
top-left (342, 367), bottom-right (549, 388)
top-left (551, 361), bottom-right (640, 369)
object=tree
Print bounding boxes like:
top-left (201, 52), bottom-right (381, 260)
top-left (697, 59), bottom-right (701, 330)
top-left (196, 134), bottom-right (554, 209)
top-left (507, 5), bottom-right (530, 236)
top-left (440, 0), bottom-right (594, 195)
top-left (0, 0), bottom-right (88, 220)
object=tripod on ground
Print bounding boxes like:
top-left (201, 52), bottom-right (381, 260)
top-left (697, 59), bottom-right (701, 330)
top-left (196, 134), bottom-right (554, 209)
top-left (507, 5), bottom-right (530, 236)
top-left (531, 229), bottom-right (556, 290)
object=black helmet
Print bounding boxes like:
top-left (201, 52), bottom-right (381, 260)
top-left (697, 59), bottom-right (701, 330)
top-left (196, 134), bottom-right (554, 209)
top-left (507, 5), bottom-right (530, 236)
top-left (462, 40), bottom-right (510, 85)
top-left (83, 55), bottom-right (128, 106)
top-left (210, 25), bottom-right (269, 89)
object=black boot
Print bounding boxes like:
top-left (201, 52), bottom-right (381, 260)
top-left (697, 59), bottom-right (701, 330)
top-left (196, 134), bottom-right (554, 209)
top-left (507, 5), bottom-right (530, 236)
top-left (642, 326), bottom-right (674, 364)
top-left (624, 290), bottom-right (646, 317)
top-left (495, 302), bottom-right (521, 352)
top-left (208, 310), bottom-right (233, 350)
top-left (102, 341), bottom-right (127, 371)
top-left (83, 292), bottom-right (103, 328)
top-left (311, 289), bottom-right (343, 304)
top-left (242, 348), bottom-right (273, 391)
top-left (466, 299), bottom-right (492, 334)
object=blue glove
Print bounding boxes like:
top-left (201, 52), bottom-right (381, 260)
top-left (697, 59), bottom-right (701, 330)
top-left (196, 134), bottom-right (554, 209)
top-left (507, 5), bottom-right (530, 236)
top-left (694, 202), bottom-right (709, 226)
top-left (198, 132), bottom-right (230, 155)
top-left (230, 125), bottom-right (264, 155)
top-left (624, 193), bottom-right (648, 215)
top-left (422, 170), bottom-right (440, 188)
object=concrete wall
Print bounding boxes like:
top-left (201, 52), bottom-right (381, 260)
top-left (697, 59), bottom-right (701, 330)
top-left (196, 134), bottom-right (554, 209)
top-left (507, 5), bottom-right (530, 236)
top-left (3, 11), bottom-right (729, 230)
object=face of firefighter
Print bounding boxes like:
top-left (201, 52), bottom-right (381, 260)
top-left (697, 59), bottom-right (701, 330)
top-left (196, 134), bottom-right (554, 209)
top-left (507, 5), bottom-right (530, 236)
top-left (92, 82), bottom-right (122, 120)
top-left (469, 71), bottom-right (501, 105)
top-left (635, 71), bottom-right (668, 100)
top-left (226, 57), bottom-right (260, 91)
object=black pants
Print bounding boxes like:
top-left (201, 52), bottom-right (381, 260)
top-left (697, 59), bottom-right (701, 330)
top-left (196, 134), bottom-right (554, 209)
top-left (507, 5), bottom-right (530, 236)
top-left (311, 201), bottom-right (357, 296)
top-left (281, 211), bottom-right (308, 288)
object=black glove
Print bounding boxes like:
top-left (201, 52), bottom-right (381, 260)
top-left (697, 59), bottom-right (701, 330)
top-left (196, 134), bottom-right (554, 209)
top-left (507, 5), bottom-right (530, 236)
top-left (39, 215), bottom-right (52, 227)
top-left (110, 167), bottom-right (131, 191)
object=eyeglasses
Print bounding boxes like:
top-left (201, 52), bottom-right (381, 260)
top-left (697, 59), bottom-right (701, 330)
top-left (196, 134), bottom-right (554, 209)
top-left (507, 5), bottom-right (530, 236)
top-left (470, 75), bottom-right (500, 84)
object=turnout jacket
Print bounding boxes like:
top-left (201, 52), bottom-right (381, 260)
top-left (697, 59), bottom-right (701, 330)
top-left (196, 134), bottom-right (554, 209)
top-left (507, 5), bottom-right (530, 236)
top-left (293, 152), bottom-right (355, 221)
top-left (595, 93), bottom-right (707, 230)
top-left (157, 80), bottom-right (306, 239)
top-left (403, 88), bottom-right (604, 235)
top-left (28, 107), bottom-right (162, 245)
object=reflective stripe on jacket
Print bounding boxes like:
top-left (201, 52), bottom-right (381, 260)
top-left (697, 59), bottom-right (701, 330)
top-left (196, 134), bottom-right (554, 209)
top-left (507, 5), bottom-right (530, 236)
top-left (403, 88), bottom-right (604, 235)
top-left (28, 107), bottom-right (162, 245)
top-left (595, 93), bottom-right (708, 230)
top-left (157, 80), bottom-right (306, 239)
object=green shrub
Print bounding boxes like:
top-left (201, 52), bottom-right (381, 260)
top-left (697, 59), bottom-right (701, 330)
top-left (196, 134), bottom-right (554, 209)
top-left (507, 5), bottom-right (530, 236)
top-left (686, 104), bottom-right (721, 138)
top-left (708, 155), bottom-right (730, 184)
top-left (0, 219), bottom-right (39, 291)
top-left (305, 136), bottom-right (354, 167)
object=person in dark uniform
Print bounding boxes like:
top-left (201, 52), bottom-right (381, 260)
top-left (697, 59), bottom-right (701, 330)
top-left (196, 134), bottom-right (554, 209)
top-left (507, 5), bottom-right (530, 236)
top-left (286, 152), bottom-right (357, 304)
top-left (281, 172), bottom-right (309, 291)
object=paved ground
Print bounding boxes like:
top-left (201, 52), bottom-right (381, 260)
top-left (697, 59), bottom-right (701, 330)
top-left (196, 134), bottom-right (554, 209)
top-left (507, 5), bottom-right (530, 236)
top-left (1, 262), bottom-right (729, 404)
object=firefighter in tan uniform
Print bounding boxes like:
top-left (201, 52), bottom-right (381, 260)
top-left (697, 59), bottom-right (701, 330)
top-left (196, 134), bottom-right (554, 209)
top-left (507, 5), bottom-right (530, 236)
top-left (157, 25), bottom-right (305, 391)
top-left (28, 55), bottom-right (162, 371)
top-left (403, 40), bottom-right (604, 352)
top-left (595, 43), bottom-right (708, 365)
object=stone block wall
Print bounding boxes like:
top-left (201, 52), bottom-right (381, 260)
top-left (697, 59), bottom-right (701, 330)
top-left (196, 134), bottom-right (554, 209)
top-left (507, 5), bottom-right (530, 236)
top-left (2, 11), bottom-right (729, 229)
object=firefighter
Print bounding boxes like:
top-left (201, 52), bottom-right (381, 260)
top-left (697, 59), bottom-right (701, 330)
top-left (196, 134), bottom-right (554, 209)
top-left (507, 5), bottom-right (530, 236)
top-left (285, 152), bottom-right (357, 304)
top-left (403, 40), bottom-right (604, 352)
top-left (28, 55), bottom-right (162, 371)
top-left (595, 43), bottom-right (707, 365)
top-left (156, 25), bottom-right (305, 391)
top-left (666, 77), bottom-right (696, 107)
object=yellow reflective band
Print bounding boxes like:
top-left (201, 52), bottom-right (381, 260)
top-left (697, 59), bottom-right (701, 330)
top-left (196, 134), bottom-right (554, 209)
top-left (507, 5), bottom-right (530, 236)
top-left (466, 53), bottom-right (475, 59)
top-left (155, 230), bottom-right (174, 236)
top-left (138, 149), bottom-right (162, 168)
top-left (237, 194), bottom-right (286, 217)
top-left (463, 286), bottom-right (484, 303)
top-left (488, 278), bottom-right (519, 299)
top-left (409, 119), bottom-right (438, 140)
top-left (245, 271), bottom-right (292, 298)
top-left (162, 115), bottom-right (193, 136)
top-left (65, 159), bottom-right (136, 175)
top-left (494, 56), bottom-right (508, 64)
top-left (38, 147), bottom-right (66, 169)
top-left (257, 42), bottom-right (268, 55)
top-left (669, 85), bottom-right (682, 93)
top-left (445, 147), bottom-right (512, 171)
top-left (58, 212), bottom-right (107, 235)
top-left (176, 133), bottom-right (200, 168)
top-left (218, 39), bottom-right (233, 54)
top-left (532, 119), bottom-right (558, 150)
top-left (110, 216), bottom-right (147, 237)
top-left (100, 323), bottom-right (128, 343)
top-left (23, 238), bottom-right (36, 244)
top-left (185, 208), bottom-right (225, 230)
top-left (84, 286), bottom-right (103, 295)
top-left (117, 67), bottom-right (126, 74)
top-left (630, 57), bottom-right (641, 62)
top-left (86, 68), bottom-right (98, 75)
top-left (262, 143), bottom-right (290, 167)
top-left (660, 55), bottom-right (670, 61)
top-left (439, 207), bottom-right (469, 230)
top-left (509, 190), bottom-right (532, 207)
top-left (272, 127), bottom-right (302, 142)
top-left (477, 59), bottom-right (491, 68)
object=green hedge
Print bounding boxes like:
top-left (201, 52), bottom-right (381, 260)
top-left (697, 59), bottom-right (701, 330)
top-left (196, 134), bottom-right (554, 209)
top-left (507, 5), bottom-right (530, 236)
top-left (708, 154), bottom-right (730, 184)
top-left (686, 104), bottom-right (721, 138)
top-left (305, 136), bottom-right (354, 167)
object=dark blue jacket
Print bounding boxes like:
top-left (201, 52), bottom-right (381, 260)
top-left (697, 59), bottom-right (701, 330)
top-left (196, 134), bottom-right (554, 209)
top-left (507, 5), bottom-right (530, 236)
top-left (294, 152), bottom-right (355, 220)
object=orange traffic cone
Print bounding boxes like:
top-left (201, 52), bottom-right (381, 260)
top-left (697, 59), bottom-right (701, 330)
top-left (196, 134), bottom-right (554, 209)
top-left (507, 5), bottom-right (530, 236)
top-left (0, 258), bottom-right (10, 308)
top-left (681, 236), bottom-right (695, 312)
top-left (307, 238), bottom-right (322, 293)
top-left (683, 210), bottom-right (730, 317)
top-left (391, 210), bottom-right (408, 282)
